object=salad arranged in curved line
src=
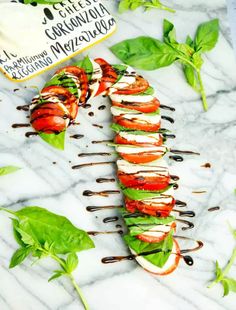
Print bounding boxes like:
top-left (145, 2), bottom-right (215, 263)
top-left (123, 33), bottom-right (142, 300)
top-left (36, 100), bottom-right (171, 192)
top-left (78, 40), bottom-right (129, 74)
top-left (28, 56), bottom-right (203, 276)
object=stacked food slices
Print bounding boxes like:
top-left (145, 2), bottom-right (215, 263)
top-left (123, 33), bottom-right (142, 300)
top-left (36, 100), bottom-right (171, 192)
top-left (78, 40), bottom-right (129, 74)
top-left (29, 57), bottom-right (194, 275)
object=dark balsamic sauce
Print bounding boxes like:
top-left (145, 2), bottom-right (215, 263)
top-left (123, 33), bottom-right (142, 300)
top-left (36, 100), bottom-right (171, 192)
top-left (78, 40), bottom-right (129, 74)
top-left (72, 161), bottom-right (116, 169)
top-left (96, 178), bottom-right (115, 183)
top-left (25, 132), bottom-right (38, 138)
top-left (16, 104), bottom-right (29, 111)
top-left (192, 190), bottom-right (207, 194)
top-left (161, 115), bottom-right (175, 123)
top-left (160, 104), bottom-right (175, 112)
top-left (173, 210), bottom-right (195, 217)
top-left (70, 134), bottom-right (84, 139)
top-left (88, 112), bottom-right (94, 117)
top-left (92, 124), bottom-right (103, 129)
top-left (86, 205), bottom-right (123, 212)
top-left (78, 152), bottom-right (111, 157)
top-left (83, 190), bottom-right (120, 197)
top-left (103, 216), bottom-right (119, 223)
top-left (208, 206), bottom-right (220, 212)
top-left (176, 219), bottom-right (194, 231)
top-left (116, 224), bottom-right (122, 228)
top-left (169, 155), bottom-right (184, 162)
top-left (98, 105), bottom-right (106, 110)
top-left (82, 104), bottom-right (91, 109)
top-left (201, 163), bottom-right (211, 168)
top-left (175, 200), bottom-right (187, 207)
top-left (87, 230), bottom-right (123, 236)
top-left (12, 123), bottom-right (30, 128)
top-left (92, 140), bottom-right (113, 144)
top-left (170, 149), bottom-right (200, 155)
top-left (162, 133), bottom-right (176, 139)
top-left (170, 175), bottom-right (180, 181)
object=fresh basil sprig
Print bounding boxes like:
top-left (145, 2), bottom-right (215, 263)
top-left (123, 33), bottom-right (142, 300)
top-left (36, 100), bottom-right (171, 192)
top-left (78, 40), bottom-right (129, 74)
top-left (118, 0), bottom-right (175, 14)
top-left (0, 166), bottom-right (21, 176)
top-left (110, 19), bottom-right (219, 111)
top-left (208, 224), bottom-right (236, 296)
top-left (0, 206), bottom-right (94, 310)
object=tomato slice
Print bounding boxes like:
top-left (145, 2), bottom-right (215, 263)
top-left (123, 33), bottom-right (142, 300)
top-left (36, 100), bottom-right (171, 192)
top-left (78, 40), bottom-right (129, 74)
top-left (119, 152), bottom-right (164, 164)
top-left (124, 197), bottom-right (175, 217)
top-left (41, 86), bottom-right (78, 120)
top-left (113, 75), bottom-right (149, 95)
top-left (111, 97), bottom-right (159, 113)
top-left (113, 116), bottom-right (161, 132)
top-left (118, 171), bottom-right (170, 191)
top-left (137, 222), bottom-right (176, 243)
top-left (94, 58), bottom-right (118, 96)
top-left (114, 133), bottom-right (163, 146)
top-left (56, 66), bottom-right (89, 104)
top-left (31, 102), bottom-right (68, 134)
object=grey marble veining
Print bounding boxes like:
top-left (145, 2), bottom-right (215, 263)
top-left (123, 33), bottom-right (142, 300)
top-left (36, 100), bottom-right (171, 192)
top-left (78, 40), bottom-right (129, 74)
top-left (0, 0), bottom-right (236, 309)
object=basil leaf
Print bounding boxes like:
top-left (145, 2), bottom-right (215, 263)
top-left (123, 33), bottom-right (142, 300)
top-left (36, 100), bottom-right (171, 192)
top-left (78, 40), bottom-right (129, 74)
top-left (0, 166), bottom-right (20, 176)
top-left (163, 19), bottom-right (176, 44)
top-left (124, 233), bottom-right (173, 267)
top-left (122, 211), bottom-right (175, 236)
top-left (73, 56), bottom-right (93, 80)
top-left (112, 64), bottom-right (128, 83)
top-left (12, 206), bottom-right (95, 254)
top-left (186, 35), bottom-right (194, 49)
top-left (110, 37), bottom-right (178, 70)
top-left (45, 72), bottom-right (78, 98)
top-left (66, 253), bottom-right (79, 273)
top-left (183, 65), bottom-right (199, 91)
top-left (137, 86), bottom-right (155, 96)
top-left (110, 123), bottom-right (136, 132)
top-left (48, 270), bottom-right (65, 282)
top-left (120, 183), bottom-right (172, 200)
top-left (223, 278), bottom-right (236, 295)
top-left (9, 246), bottom-right (33, 268)
top-left (194, 19), bottom-right (219, 53)
top-left (39, 131), bottom-right (65, 150)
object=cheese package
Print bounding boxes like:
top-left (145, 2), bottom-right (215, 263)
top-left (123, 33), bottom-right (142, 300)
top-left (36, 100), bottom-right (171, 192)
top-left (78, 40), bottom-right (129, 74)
top-left (0, 0), bottom-right (116, 82)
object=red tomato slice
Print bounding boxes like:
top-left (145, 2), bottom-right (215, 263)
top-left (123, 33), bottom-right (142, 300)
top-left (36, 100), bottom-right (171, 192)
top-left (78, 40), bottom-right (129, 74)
top-left (119, 152), bottom-right (164, 164)
top-left (137, 222), bottom-right (176, 243)
top-left (113, 116), bottom-right (161, 132)
top-left (113, 75), bottom-right (149, 95)
top-left (56, 66), bottom-right (88, 104)
top-left (41, 86), bottom-right (78, 120)
top-left (31, 115), bottom-right (67, 134)
top-left (94, 58), bottom-right (118, 96)
top-left (118, 171), bottom-right (170, 191)
top-left (111, 97), bottom-right (160, 113)
top-left (125, 197), bottom-right (175, 217)
top-left (114, 133), bottom-right (163, 146)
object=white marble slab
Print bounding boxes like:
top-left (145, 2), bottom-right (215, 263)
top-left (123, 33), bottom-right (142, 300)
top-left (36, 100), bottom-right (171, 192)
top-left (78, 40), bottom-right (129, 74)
top-left (0, 0), bottom-right (236, 309)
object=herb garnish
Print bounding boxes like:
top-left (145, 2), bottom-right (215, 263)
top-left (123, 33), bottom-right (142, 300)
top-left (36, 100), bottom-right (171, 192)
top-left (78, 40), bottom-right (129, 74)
top-left (0, 206), bottom-right (95, 310)
top-left (39, 131), bottom-right (65, 150)
top-left (0, 166), bottom-right (21, 176)
top-left (111, 19), bottom-right (219, 111)
top-left (208, 224), bottom-right (236, 296)
top-left (118, 0), bottom-right (175, 14)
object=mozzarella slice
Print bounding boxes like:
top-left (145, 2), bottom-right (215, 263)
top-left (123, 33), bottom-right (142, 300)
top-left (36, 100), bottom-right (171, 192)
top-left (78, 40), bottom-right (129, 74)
top-left (130, 240), bottom-right (178, 274)
top-left (110, 94), bottom-right (154, 103)
top-left (141, 187), bottom-right (175, 205)
top-left (117, 158), bottom-right (169, 177)
top-left (89, 59), bottom-right (103, 98)
top-left (111, 107), bottom-right (161, 125)
top-left (116, 145), bottom-right (167, 155)
top-left (108, 65), bottom-right (137, 94)
top-left (118, 131), bottom-right (162, 144)
top-left (139, 223), bottom-right (173, 239)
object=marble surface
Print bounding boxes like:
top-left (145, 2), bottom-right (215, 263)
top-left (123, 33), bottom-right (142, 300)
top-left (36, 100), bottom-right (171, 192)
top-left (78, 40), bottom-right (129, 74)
top-left (0, 0), bottom-right (236, 309)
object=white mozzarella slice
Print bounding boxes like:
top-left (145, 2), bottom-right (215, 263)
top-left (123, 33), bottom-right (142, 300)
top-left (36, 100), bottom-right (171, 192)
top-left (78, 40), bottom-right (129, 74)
top-left (130, 241), bottom-right (178, 274)
top-left (89, 59), bottom-right (103, 98)
top-left (116, 145), bottom-right (167, 155)
top-left (108, 66), bottom-right (136, 94)
top-left (139, 223), bottom-right (173, 238)
top-left (119, 131), bottom-right (162, 144)
top-left (30, 93), bottom-right (69, 115)
top-left (117, 158), bottom-right (168, 177)
top-left (110, 94), bottom-right (154, 103)
top-left (141, 188), bottom-right (174, 204)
